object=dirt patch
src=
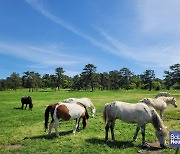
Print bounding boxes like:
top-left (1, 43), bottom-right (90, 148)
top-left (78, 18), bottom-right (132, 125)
top-left (138, 141), bottom-right (164, 153)
top-left (4, 144), bottom-right (22, 150)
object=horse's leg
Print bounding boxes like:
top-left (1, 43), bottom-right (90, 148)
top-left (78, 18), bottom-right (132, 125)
top-left (141, 125), bottom-right (148, 147)
top-left (160, 110), bottom-right (164, 118)
top-left (48, 119), bottom-right (54, 136)
top-left (110, 120), bottom-right (115, 141)
top-left (77, 119), bottom-right (80, 131)
top-left (25, 104), bottom-right (27, 110)
top-left (82, 117), bottom-right (86, 129)
top-left (133, 125), bottom-right (140, 142)
top-left (73, 118), bottom-right (80, 134)
top-left (21, 103), bottom-right (24, 109)
top-left (105, 121), bottom-right (110, 142)
top-left (54, 120), bottom-right (59, 137)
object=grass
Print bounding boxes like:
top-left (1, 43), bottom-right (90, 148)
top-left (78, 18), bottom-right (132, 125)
top-left (0, 89), bottom-right (179, 153)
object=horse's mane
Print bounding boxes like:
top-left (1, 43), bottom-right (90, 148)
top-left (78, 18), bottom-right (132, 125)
top-left (151, 108), bottom-right (166, 135)
top-left (88, 99), bottom-right (95, 109)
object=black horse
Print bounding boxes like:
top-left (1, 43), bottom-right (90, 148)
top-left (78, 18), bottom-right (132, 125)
top-left (21, 96), bottom-right (33, 110)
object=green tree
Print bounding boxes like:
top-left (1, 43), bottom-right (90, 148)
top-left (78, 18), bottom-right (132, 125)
top-left (6, 72), bottom-right (21, 90)
top-left (31, 72), bottom-right (42, 91)
top-left (141, 70), bottom-right (155, 91)
top-left (42, 74), bottom-right (51, 88)
top-left (119, 68), bottom-right (133, 90)
top-left (22, 71), bottom-right (32, 92)
top-left (164, 63), bottom-right (180, 89)
top-left (55, 67), bottom-right (65, 91)
top-left (0, 79), bottom-right (7, 91)
top-left (82, 64), bottom-right (97, 91)
top-left (72, 75), bottom-right (82, 90)
top-left (49, 75), bottom-right (57, 90)
top-left (109, 70), bottom-right (121, 90)
top-left (99, 72), bottom-right (110, 90)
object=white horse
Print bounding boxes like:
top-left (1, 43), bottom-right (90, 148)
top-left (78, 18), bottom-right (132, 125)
top-left (155, 92), bottom-right (170, 98)
top-left (63, 98), bottom-right (96, 117)
top-left (140, 96), bottom-right (177, 118)
top-left (103, 101), bottom-right (167, 148)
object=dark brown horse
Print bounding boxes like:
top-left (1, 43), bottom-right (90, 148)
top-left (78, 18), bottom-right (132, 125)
top-left (21, 96), bottom-right (33, 110)
top-left (45, 102), bottom-right (89, 137)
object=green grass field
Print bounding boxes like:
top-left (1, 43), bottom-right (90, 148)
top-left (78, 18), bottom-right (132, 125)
top-left (0, 89), bottom-right (179, 153)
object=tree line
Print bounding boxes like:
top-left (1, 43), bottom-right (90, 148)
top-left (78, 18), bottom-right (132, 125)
top-left (0, 63), bottom-right (179, 91)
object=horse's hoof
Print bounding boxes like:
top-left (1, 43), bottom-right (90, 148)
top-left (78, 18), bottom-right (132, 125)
top-left (142, 143), bottom-right (150, 149)
top-left (105, 140), bottom-right (109, 143)
top-left (160, 144), bottom-right (166, 149)
top-left (47, 134), bottom-right (52, 139)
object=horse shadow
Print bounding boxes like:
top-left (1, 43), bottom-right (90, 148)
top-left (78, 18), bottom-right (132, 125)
top-left (86, 138), bottom-right (164, 151)
top-left (86, 138), bottom-right (135, 149)
top-left (14, 107), bottom-right (22, 110)
top-left (23, 130), bottom-right (73, 140)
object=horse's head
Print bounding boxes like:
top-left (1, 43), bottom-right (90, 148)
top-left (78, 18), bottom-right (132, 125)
top-left (155, 126), bottom-right (168, 148)
top-left (29, 103), bottom-right (33, 111)
top-left (171, 97), bottom-right (177, 108)
top-left (91, 108), bottom-right (96, 118)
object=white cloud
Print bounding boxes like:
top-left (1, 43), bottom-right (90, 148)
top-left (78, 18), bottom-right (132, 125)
top-left (0, 41), bottom-right (88, 67)
top-left (24, 0), bottom-right (180, 70)
top-left (136, 0), bottom-right (180, 34)
top-left (97, 29), bottom-right (180, 68)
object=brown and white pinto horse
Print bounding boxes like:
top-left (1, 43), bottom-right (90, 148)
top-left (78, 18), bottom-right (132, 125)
top-left (45, 102), bottom-right (89, 137)
top-left (63, 97), bottom-right (96, 117)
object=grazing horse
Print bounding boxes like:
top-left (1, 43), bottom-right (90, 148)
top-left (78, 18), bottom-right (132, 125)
top-left (45, 102), bottom-right (89, 137)
top-left (21, 96), bottom-right (33, 110)
top-left (63, 97), bottom-right (96, 117)
top-left (103, 101), bottom-right (167, 148)
top-left (140, 96), bottom-right (177, 118)
top-left (155, 92), bottom-right (170, 98)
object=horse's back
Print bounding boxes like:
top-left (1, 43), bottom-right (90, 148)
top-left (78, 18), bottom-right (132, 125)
top-left (21, 96), bottom-right (32, 103)
top-left (155, 92), bottom-right (170, 98)
top-left (63, 98), bottom-right (91, 108)
top-left (105, 102), bottom-right (152, 123)
top-left (56, 103), bottom-right (85, 120)
top-left (142, 98), bottom-right (166, 111)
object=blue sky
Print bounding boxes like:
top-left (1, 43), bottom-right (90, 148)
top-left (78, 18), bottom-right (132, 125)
top-left (0, 0), bottom-right (180, 79)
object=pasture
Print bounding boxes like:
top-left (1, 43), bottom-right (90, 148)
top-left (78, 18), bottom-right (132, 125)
top-left (0, 89), bottom-right (179, 153)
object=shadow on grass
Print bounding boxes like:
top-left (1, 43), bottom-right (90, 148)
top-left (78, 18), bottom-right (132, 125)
top-left (14, 107), bottom-right (22, 110)
top-left (23, 130), bottom-right (73, 140)
top-left (86, 138), bottom-right (165, 152)
top-left (86, 138), bottom-right (135, 149)
top-left (163, 116), bottom-right (180, 121)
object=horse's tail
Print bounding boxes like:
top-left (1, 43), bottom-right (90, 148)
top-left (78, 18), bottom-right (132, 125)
top-left (103, 103), bottom-right (109, 125)
top-left (44, 105), bottom-right (52, 131)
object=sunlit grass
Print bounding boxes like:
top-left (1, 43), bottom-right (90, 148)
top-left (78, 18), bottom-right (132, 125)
top-left (0, 89), bottom-right (179, 153)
